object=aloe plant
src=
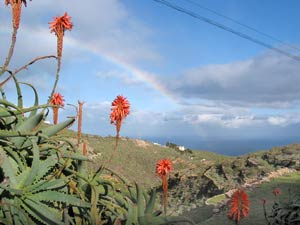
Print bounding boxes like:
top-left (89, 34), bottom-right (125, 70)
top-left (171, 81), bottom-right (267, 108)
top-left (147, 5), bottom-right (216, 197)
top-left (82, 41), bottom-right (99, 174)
top-left (0, 3), bottom-right (195, 224)
top-left (0, 77), bottom-right (92, 224)
top-left (123, 183), bottom-right (195, 225)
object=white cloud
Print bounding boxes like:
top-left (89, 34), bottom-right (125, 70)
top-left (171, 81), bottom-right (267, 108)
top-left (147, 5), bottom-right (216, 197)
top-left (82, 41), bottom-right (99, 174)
top-left (268, 116), bottom-right (288, 126)
top-left (0, 0), bottom-right (161, 70)
top-left (96, 69), bottom-right (142, 85)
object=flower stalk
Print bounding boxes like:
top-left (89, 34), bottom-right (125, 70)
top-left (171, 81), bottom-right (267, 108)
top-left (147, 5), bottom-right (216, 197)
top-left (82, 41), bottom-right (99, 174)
top-left (48, 12), bottom-right (73, 100)
top-left (50, 93), bottom-right (64, 124)
top-left (1, 0), bottom-right (30, 76)
top-left (156, 159), bottom-right (172, 215)
top-left (77, 101), bottom-right (84, 146)
top-left (110, 95), bottom-right (130, 147)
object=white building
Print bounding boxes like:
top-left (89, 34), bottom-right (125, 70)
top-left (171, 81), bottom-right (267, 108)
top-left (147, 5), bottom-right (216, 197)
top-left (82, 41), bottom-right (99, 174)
top-left (178, 146), bottom-right (185, 151)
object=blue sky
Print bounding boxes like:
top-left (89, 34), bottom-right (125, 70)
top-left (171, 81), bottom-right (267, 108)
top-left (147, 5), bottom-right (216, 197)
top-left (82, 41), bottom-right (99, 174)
top-left (1, 0), bottom-right (300, 155)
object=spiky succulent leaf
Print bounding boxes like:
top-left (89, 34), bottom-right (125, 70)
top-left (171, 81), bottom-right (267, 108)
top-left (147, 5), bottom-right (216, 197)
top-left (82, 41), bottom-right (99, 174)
top-left (34, 154), bottom-right (58, 182)
top-left (23, 139), bottom-right (40, 187)
top-left (15, 168), bottom-right (31, 189)
top-left (11, 74), bottom-right (23, 109)
top-left (1, 152), bottom-right (19, 187)
top-left (22, 198), bottom-right (63, 225)
top-left (145, 189), bottom-right (156, 214)
top-left (125, 200), bottom-right (135, 225)
top-left (30, 178), bottom-right (67, 193)
top-left (16, 112), bottom-right (44, 132)
top-left (136, 183), bottom-right (145, 218)
top-left (30, 190), bottom-right (91, 208)
top-left (20, 82), bottom-right (39, 117)
top-left (62, 152), bottom-right (89, 161)
top-left (40, 118), bottom-right (75, 137)
top-left (2, 145), bottom-right (25, 170)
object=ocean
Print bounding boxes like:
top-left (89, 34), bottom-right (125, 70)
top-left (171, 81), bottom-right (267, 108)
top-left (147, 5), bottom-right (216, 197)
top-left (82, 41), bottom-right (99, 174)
top-left (143, 136), bottom-right (300, 156)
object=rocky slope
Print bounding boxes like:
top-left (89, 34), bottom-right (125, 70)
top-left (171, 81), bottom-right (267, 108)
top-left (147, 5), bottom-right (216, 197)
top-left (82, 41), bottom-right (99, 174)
top-left (165, 143), bottom-right (300, 215)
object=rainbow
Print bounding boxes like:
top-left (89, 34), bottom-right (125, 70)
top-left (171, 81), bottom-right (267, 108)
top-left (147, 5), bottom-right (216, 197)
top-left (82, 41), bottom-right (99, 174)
top-left (66, 37), bottom-right (181, 104)
top-left (2, 25), bottom-right (180, 104)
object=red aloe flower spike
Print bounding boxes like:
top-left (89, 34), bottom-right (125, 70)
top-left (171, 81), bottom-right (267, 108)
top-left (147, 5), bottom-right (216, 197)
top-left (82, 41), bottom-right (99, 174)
top-left (50, 92), bottom-right (64, 124)
top-left (110, 95), bottom-right (130, 146)
top-left (273, 188), bottom-right (281, 197)
top-left (5, 0), bottom-right (30, 29)
top-left (227, 189), bottom-right (250, 225)
top-left (49, 12), bottom-right (73, 58)
top-left (156, 159), bottom-right (173, 215)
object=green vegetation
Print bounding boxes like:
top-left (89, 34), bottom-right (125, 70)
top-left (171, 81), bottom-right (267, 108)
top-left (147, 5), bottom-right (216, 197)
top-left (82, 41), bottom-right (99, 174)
top-left (0, 4), bottom-right (195, 224)
top-left (83, 135), bottom-right (228, 189)
top-left (1, 2), bottom-right (300, 225)
top-left (198, 172), bottom-right (300, 225)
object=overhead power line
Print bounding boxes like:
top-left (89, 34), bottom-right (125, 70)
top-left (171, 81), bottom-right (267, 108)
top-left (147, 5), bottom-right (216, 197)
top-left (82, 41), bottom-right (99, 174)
top-left (183, 0), bottom-right (300, 53)
top-left (152, 0), bottom-right (300, 62)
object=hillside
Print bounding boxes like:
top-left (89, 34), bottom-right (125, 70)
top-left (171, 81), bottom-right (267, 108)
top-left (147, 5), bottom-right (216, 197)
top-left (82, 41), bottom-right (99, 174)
top-left (62, 131), bottom-right (300, 217)
top-left (81, 134), bottom-right (229, 189)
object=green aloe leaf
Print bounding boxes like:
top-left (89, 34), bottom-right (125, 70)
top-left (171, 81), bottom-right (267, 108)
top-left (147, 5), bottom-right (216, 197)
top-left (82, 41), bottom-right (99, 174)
top-left (20, 82), bottom-right (39, 117)
top-left (114, 193), bottom-right (128, 209)
top-left (16, 112), bottom-right (44, 132)
top-left (12, 198), bottom-right (31, 225)
top-left (35, 154), bottom-right (58, 181)
top-left (3, 146), bottom-right (25, 171)
top-left (22, 198), bottom-right (63, 225)
top-left (15, 168), bottom-right (30, 189)
top-left (125, 201), bottom-right (135, 225)
top-left (0, 184), bottom-right (23, 196)
top-left (128, 185), bottom-right (137, 204)
top-left (40, 118), bottom-right (75, 138)
top-left (11, 113), bottom-right (44, 148)
top-left (2, 153), bottom-right (18, 187)
top-left (23, 139), bottom-right (40, 187)
top-left (30, 190), bottom-right (91, 208)
top-left (145, 189), bottom-right (156, 214)
top-left (11, 74), bottom-right (23, 109)
top-left (0, 107), bottom-right (14, 117)
top-left (136, 183), bottom-right (145, 218)
top-left (30, 178), bottom-right (67, 193)
top-left (0, 130), bottom-right (35, 138)
top-left (62, 152), bottom-right (90, 161)
top-left (0, 99), bottom-right (21, 111)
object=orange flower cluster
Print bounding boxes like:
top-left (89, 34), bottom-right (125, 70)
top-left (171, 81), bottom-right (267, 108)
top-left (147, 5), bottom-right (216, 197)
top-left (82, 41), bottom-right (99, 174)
top-left (50, 93), bottom-right (64, 106)
top-left (5, 0), bottom-right (30, 29)
top-left (228, 189), bottom-right (250, 225)
top-left (110, 95), bottom-right (130, 140)
top-left (50, 92), bottom-right (64, 124)
top-left (156, 159), bottom-right (172, 178)
top-left (49, 12), bottom-right (73, 57)
top-left (156, 159), bottom-right (172, 215)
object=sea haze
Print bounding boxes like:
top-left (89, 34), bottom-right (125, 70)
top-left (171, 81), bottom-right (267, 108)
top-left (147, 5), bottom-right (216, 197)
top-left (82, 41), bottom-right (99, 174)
top-left (143, 136), bottom-right (300, 156)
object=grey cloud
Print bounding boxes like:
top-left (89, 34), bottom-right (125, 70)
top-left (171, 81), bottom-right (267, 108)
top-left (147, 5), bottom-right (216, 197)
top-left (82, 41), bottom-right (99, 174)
top-left (168, 51), bottom-right (300, 107)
